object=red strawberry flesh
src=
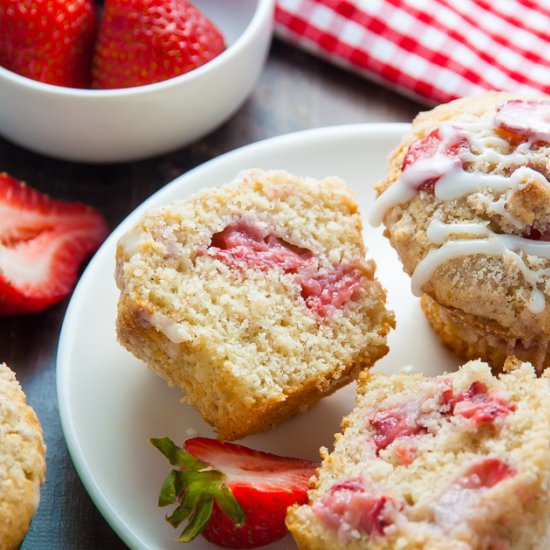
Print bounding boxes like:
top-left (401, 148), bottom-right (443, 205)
top-left (402, 128), bottom-right (443, 192)
top-left (460, 457), bottom-right (516, 489)
top-left (209, 221), bottom-right (313, 274)
top-left (0, 173), bottom-right (108, 315)
top-left (203, 483), bottom-right (307, 548)
top-left (299, 264), bottom-right (364, 317)
top-left (432, 458), bottom-right (515, 531)
top-left (523, 226), bottom-right (550, 241)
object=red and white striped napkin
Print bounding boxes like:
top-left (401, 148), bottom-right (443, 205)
top-left (275, 0), bottom-right (550, 105)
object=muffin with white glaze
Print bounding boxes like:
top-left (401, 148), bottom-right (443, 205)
top-left (371, 91), bottom-right (550, 372)
top-left (116, 169), bottom-right (394, 440)
top-left (0, 363), bottom-right (46, 549)
top-left (287, 358), bottom-right (550, 549)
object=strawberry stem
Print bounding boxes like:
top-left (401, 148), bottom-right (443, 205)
top-left (178, 496), bottom-right (214, 542)
top-left (166, 490), bottom-right (194, 528)
top-left (151, 437), bottom-right (202, 469)
top-left (158, 470), bottom-right (180, 506)
top-left (150, 437), bottom-right (246, 543)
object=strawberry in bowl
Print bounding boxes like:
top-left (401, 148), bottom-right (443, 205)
top-left (0, 0), bottom-right (97, 88)
top-left (0, 0), bottom-right (225, 89)
top-left (92, 0), bottom-right (226, 89)
top-left (0, 0), bottom-right (274, 161)
top-left (150, 437), bottom-right (319, 548)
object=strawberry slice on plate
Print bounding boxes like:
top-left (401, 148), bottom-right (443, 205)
top-left (0, 0), bottom-right (97, 88)
top-left (92, 0), bottom-right (226, 89)
top-left (0, 173), bottom-right (108, 315)
top-left (150, 437), bottom-right (319, 548)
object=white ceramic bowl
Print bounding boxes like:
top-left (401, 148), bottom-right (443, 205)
top-left (0, 0), bottom-right (274, 163)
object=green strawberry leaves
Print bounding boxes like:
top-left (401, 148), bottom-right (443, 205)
top-left (150, 437), bottom-right (245, 542)
top-left (158, 470), bottom-right (181, 506)
top-left (151, 437), bottom-right (199, 470)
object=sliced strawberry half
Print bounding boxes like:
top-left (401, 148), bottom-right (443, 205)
top-left (150, 437), bottom-right (319, 548)
top-left (0, 173), bottom-right (108, 315)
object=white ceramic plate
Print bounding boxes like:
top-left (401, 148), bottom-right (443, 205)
top-left (57, 124), bottom-right (459, 550)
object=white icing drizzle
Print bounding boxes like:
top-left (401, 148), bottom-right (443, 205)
top-left (412, 220), bottom-right (550, 313)
top-left (495, 100), bottom-right (550, 143)
top-left (461, 140), bottom-right (528, 167)
top-left (371, 111), bottom-right (550, 313)
top-left (437, 164), bottom-right (550, 202)
top-left (370, 123), bottom-right (467, 226)
top-left (147, 311), bottom-right (191, 344)
top-left (475, 195), bottom-right (523, 229)
top-left (455, 119), bottom-right (495, 132)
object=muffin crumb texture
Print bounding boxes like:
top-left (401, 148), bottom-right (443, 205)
top-left (116, 169), bottom-right (394, 440)
top-left (287, 359), bottom-right (550, 549)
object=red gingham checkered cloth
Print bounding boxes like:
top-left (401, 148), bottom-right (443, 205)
top-left (275, 0), bottom-right (550, 105)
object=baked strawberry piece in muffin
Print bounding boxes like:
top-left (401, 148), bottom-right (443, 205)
top-left (116, 169), bottom-right (394, 440)
top-left (287, 359), bottom-right (550, 549)
top-left (371, 92), bottom-right (550, 372)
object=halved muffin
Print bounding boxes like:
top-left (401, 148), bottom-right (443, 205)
top-left (116, 169), bottom-right (394, 440)
top-left (287, 358), bottom-right (550, 549)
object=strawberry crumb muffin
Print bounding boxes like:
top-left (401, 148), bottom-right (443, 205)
top-left (287, 358), bottom-right (550, 549)
top-left (371, 92), bottom-right (550, 373)
top-left (116, 169), bottom-right (394, 440)
top-left (0, 363), bottom-right (46, 549)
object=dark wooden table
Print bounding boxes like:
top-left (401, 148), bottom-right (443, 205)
top-left (0, 40), bottom-right (422, 549)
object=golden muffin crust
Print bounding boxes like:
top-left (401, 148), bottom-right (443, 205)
top-left (421, 293), bottom-right (550, 373)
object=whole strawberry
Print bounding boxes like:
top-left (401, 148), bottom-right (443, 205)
top-left (150, 437), bottom-right (319, 548)
top-left (92, 0), bottom-right (226, 89)
top-left (0, 173), bottom-right (108, 315)
top-left (0, 0), bottom-right (97, 88)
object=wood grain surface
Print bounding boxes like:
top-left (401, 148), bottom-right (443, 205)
top-left (0, 40), bottom-right (422, 549)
